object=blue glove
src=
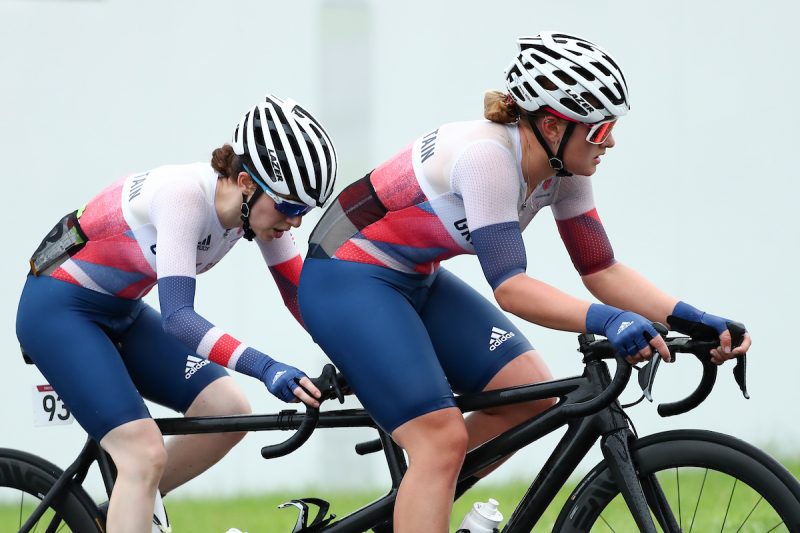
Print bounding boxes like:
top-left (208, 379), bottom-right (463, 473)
top-left (260, 360), bottom-right (307, 403)
top-left (668, 301), bottom-right (737, 340)
top-left (231, 348), bottom-right (307, 402)
top-left (586, 303), bottom-right (659, 357)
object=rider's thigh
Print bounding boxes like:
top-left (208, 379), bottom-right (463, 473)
top-left (420, 269), bottom-right (536, 394)
top-left (392, 407), bottom-right (468, 464)
top-left (299, 259), bottom-right (458, 434)
top-left (119, 303), bottom-right (231, 413)
top-left (184, 376), bottom-right (251, 417)
top-left (101, 418), bottom-right (167, 476)
top-left (16, 275), bottom-right (151, 442)
top-left (479, 350), bottom-right (556, 417)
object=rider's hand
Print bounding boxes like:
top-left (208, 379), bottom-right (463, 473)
top-left (667, 301), bottom-right (751, 365)
top-left (586, 304), bottom-right (670, 364)
top-left (261, 361), bottom-right (321, 407)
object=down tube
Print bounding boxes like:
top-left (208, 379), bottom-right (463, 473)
top-left (503, 416), bottom-right (600, 531)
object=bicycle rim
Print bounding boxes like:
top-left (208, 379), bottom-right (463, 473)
top-left (554, 430), bottom-right (800, 533)
top-left (0, 449), bottom-right (102, 532)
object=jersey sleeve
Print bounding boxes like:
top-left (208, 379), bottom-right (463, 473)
top-left (451, 141), bottom-right (527, 290)
top-left (550, 175), bottom-right (616, 276)
top-left (149, 179), bottom-right (276, 380)
top-left (256, 232), bottom-right (304, 327)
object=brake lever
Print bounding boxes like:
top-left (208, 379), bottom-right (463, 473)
top-left (638, 356), bottom-right (660, 402)
top-left (310, 364), bottom-right (347, 404)
top-left (728, 322), bottom-right (749, 399)
top-left (637, 323), bottom-right (669, 402)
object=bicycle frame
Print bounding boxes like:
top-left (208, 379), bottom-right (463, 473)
top-left (21, 355), bottom-right (669, 533)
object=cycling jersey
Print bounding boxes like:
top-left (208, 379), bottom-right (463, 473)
top-left (46, 163), bottom-right (303, 371)
top-left (309, 120), bottom-right (615, 288)
top-left (17, 163), bottom-right (304, 439)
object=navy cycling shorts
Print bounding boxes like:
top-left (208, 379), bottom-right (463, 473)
top-left (15, 275), bottom-right (228, 441)
top-left (298, 259), bottom-right (533, 433)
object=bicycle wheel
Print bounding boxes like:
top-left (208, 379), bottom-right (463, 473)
top-left (553, 430), bottom-right (800, 532)
top-left (0, 448), bottom-right (103, 532)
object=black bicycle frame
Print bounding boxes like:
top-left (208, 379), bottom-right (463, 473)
top-left (21, 356), bottom-right (673, 533)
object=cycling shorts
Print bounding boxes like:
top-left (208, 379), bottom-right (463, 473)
top-left (16, 275), bottom-right (228, 441)
top-left (298, 258), bottom-right (533, 433)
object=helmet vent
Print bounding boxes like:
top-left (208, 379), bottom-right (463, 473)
top-left (510, 86), bottom-right (526, 102)
top-left (521, 82), bottom-right (538, 98)
top-left (553, 70), bottom-right (577, 86)
top-left (581, 92), bottom-right (604, 109)
top-left (571, 66), bottom-right (596, 81)
top-left (559, 97), bottom-right (589, 116)
top-left (599, 86), bottom-right (626, 106)
top-left (602, 54), bottom-right (622, 72)
top-left (535, 75), bottom-right (558, 91)
top-left (591, 61), bottom-right (612, 77)
top-left (576, 41), bottom-right (595, 51)
top-left (530, 44), bottom-right (562, 60)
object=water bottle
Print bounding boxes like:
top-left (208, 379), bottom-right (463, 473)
top-left (457, 498), bottom-right (503, 532)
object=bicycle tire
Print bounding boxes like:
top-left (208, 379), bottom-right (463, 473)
top-left (0, 447), bottom-right (103, 532)
top-left (553, 430), bottom-right (800, 532)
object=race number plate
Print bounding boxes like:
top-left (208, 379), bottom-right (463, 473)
top-left (32, 385), bottom-right (73, 426)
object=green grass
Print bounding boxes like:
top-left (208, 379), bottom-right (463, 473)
top-left (3, 461), bottom-right (800, 532)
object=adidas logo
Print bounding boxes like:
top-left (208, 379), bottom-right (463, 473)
top-left (197, 234), bottom-right (211, 251)
top-left (617, 321), bottom-right (634, 335)
top-left (272, 370), bottom-right (286, 385)
top-left (185, 355), bottom-right (210, 380)
top-left (489, 327), bottom-right (515, 351)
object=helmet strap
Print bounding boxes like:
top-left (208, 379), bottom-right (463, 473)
top-left (240, 187), bottom-right (264, 242)
top-left (527, 116), bottom-right (576, 177)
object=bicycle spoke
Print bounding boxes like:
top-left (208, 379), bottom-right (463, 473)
top-left (765, 520), bottom-right (787, 532)
top-left (734, 495), bottom-right (763, 533)
top-left (720, 478), bottom-right (738, 531)
top-left (688, 468), bottom-right (708, 533)
top-left (598, 513), bottom-right (616, 532)
top-left (675, 467), bottom-right (682, 531)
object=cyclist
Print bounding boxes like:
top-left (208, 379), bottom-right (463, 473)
top-left (298, 32), bottom-right (751, 532)
top-left (16, 95), bottom-right (337, 533)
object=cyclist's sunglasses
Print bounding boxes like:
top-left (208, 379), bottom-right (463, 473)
top-left (242, 165), bottom-right (313, 217)
top-left (584, 118), bottom-right (617, 145)
top-left (542, 107), bottom-right (617, 145)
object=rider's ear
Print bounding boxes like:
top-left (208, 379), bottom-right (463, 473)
top-left (539, 116), bottom-right (566, 146)
top-left (237, 172), bottom-right (257, 196)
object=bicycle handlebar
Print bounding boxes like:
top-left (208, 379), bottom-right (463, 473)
top-left (262, 326), bottom-right (748, 458)
top-left (656, 322), bottom-right (747, 416)
top-left (260, 364), bottom-right (349, 459)
top-left (577, 322), bottom-right (748, 418)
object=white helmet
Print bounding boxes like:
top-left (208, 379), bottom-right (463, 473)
top-left (231, 95), bottom-right (337, 207)
top-left (505, 32), bottom-right (629, 123)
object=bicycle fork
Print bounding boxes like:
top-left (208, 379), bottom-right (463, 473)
top-left (601, 424), bottom-right (680, 532)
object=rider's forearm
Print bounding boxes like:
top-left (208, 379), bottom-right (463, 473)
top-left (581, 262), bottom-right (677, 324)
top-left (494, 273), bottom-right (591, 332)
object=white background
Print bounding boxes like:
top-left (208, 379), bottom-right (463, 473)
top-left (1, 0), bottom-right (798, 500)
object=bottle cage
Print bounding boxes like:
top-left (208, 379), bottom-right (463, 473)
top-left (278, 497), bottom-right (336, 532)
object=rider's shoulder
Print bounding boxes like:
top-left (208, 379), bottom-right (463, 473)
top-left (134, 162), bottom-right (216, 193)
top-left (437, 119), bottom-right (516, 154)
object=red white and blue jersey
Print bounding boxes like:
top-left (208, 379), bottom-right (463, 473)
top-left (47, 163), bottom-right (303, 375)
top-left (309, 120), bottom-right (615, 288)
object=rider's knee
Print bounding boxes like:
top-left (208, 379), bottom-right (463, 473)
top-left (416, 418), bottom-right (469, 469)
top-left (108, 427), bottom-right (168, 482)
